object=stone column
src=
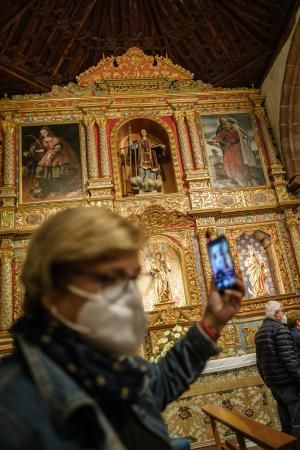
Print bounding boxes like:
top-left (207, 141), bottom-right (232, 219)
top-left (286, 218), bottom-right (300, 276)
top-left (83, 115), bottom-right (99, 178)
top-left (173, 111), bottom-right (193, 171)
top-left (96, 117), bottom-right (111, 177)
top-left (0, 241), bottom-right (13, 330)
top-left (186, 111), bottom-right (204, 169)
top-left (2, 118), bottom-right (15, 186)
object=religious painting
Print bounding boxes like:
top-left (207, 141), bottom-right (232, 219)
top-left (20, 123), bottom-right (83, 203)
top-left (236, 231), bottom-right (276, 299)
top-left (140, 237), bottom-right (187, 311)
top-left (200, 113), bottom-right (266, 188)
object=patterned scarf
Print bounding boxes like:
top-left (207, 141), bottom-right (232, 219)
top-left (11, 309), bottom-right (147, 410)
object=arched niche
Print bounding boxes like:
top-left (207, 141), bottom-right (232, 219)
top-left (112, 117), bottom-right (178, 197)
top-left (140, 235), bottom-right (188, 312)
top-left (236, 230), bottom-right (284, 299)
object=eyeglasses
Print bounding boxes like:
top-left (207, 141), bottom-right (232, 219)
top-left (73, 271), bottom-right (153, 298)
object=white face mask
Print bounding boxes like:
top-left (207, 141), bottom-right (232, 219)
top-left (56, 280), bottom-right (148, 356)
top-left (281, 314), bottom-right (288, 325)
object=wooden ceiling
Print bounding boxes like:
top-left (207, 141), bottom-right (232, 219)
top-left (0, 0), bottom-right (298, 96)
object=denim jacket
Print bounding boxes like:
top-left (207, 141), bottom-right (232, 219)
top-left (0, 324), bottom-right (218, 450)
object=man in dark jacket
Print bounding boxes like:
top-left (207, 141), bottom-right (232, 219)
top-left (255, 300), bottom-right (300, 438)
top-left (287, 310), bottom-right (300, 356)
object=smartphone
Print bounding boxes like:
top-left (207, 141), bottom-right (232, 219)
top-left (207, 236), bottom-right (237, 291)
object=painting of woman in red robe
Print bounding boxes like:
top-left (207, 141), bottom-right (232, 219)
top-left (202, 114), bottom-right (265, 188)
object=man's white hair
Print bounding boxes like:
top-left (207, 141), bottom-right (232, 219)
top-left (265, 300), bottom-right (282, 318)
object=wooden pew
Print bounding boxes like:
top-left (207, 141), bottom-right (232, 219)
top-left (201, 404), bottom-right (297, 450)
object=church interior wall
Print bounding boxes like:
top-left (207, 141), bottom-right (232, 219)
top-left (261, 6), bottom-right (300, 152)
top-left (262, 7), bottom-right (300, 197)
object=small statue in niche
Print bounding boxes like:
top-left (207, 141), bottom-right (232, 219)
top-left (120, 128), bottom-right (166, 194)
top-left (150, 252), bottom-right (173, 304)
top-left (244, 247), bottom-right (269, 298)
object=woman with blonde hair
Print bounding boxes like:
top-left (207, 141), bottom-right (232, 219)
top-left (0, 206), bottom-right (244, 450)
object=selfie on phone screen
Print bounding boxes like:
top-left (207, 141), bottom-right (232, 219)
top-left (208, 236), bottom-right (237, 291)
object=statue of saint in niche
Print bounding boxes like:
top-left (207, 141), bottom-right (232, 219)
top-left (150, 252), bottom-right (173, 305)
top-left (120, 128), bottom-right (166, 194)
top-left (244, 247), bottom-right (269, 298)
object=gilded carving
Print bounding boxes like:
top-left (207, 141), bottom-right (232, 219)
top-left (173, 111), bottom-right (193, 171)
top-left (0, 51), bottom-right (297, 439)
top-left (135, 204), bottom-right (195, 232)
top-left (254, 106), bottom-right (277, 165)
top-left (0, 244), bottom-right (13, 330)
top-left (13, 255), bottom-right (25, 321)
top-left (218, 324), bottom-right (237, 356)
top-left (242, 326), bottom-right (258, 349)
top-left (147, 305), bottom-right (201, 329)
top-left (110, 114), bottom-right (183, 198)
top-left (77, 47), bottom-right (194, 89)
top-left (197, 228), bottom-right (214, 290)
top-left (95, 117), bottom-right (111, 177)
top-left (196, 211), bottom-right (283, 227)
top-left (275, 185), bottom-right (291, 203)
top-left (197, 222), bottom-right (295, 305)
top-left (15, 202), bottom-right (87, 230)
top-left (10, 82), bottom-right (101, 100)
top-left (96, 79), bottom-right (173, 94)
top-left (2, 118), bottom-right (16, 186)
top-left (83, 115), bottom-right (99, 178)
top-left (0, 210), bottom-right (14, 229)
top-left (114, 194), bottom-right (189, 217)
top-left (239, 296), bottom-right (300, 314)
top-left (190, 187), bottom-right (278, 211)
top-left (279, 219), bottom-right (300, 288)
top-left (228, 223), bottom-right (293, 296)
top-left (127, 206), bottom-right (203, 309)
top-left (286, 219), bottom-right (300, 269)
top-left (185, 110), bottom-right (204, 169)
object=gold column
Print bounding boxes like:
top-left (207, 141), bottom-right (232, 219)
top-left (0, 241), bottom-right (13, 330)
top-left (173, 111), bottom-right (193, 171)
top-left (264, 243), bottom-right (285, 294)
top-left (2, 118), bottom-right (15, 186)
top-left (96, 117), bottom-right (111, 177)
top-left (83, 115), bottom-right (99, 178)
top-left (254, 107), bottom-right (277, 165)
top-left (186, 111), bottom-right (204, 169)
top-left (286, 218), bottom-right (300, 276)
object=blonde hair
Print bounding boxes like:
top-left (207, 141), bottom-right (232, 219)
top-left (22, 206), bottom-right (144, 312)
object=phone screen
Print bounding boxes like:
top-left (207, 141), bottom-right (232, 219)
top-left (208, 236), bottom-right (237, 291)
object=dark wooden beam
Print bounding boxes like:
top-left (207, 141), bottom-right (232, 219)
top-left (216, 0), bottom-right (268, 46)
top-left (1, 1), bottom-right (34, 33)
top-left (53, 0), bottom-right (97, 75)
top-left (0, 62), bottom-right (51, 92)
top-left (213, 50), bottom-right (270, 85)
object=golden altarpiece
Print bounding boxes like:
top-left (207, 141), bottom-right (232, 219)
top-left (0, 48), bottom-right (300, 447)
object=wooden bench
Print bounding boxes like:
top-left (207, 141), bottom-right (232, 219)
top-left (202, 404), bottom-right (297, 450)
